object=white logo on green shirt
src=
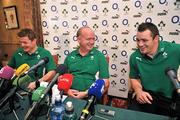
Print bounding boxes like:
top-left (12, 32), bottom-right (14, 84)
top-left (162, 52), bottom-right (167, 58)
top-left (37, 55), bottom-right (41, 59)
top-left (71, 56), bottom-right (75, 59)
top-left (136, 57), bottom-right (142, 61)
top-left (90, 56), bottom-right (94, 60)
top-left (18, 53), bottom-right (23, 56)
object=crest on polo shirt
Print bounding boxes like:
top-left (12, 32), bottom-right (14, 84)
top-left (90, 56), bottom-right (94, 60)
top-left (162, 52), bottom-right (167, 58)
top-left (37, 54), bottom-right (41, 59)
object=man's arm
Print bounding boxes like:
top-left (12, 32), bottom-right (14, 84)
top-left (39, 70), bottom-right (56, 82)
top-left (68, 79), bottom-right (109, 99)
top-left (28, 70), bottom-right (56, 90)
top-left (103, 78), bottom-right (110, 94)
top-left (131, 78), bottom-right (153, 104)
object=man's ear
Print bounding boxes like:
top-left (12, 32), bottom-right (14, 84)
top-left (32, 38), bottom-right (37, 44)
top-left (154, 35), bottom-right (159, 42)
top-left (77, 36), bottom-right (80, 43)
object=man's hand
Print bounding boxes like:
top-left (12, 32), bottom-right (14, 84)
top-left (135, 90), bottom-right (153, 104)
top-left (28, 81), bottom-right (36, 90)
top-left (67, 89), bottom-right (88, 99)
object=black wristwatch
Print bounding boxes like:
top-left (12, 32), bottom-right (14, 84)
top-left (35, 80), bottom-right (40, 88)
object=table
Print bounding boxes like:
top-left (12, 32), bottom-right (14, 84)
top-left (0, 95), bottom-right (171, 120)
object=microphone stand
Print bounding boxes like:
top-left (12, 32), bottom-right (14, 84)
top-left (26, 68), bottom-right (42, 120)
top-left (89, 97), bottom-right (96, 119)
top-left (0, 86), bottom-right (20, 120)
top-left (170, 90), bottom-right (180, 120)
top-left (1, 75), bottom-right (29, 120)
top-left (80, 96), bottom-right (96, 120)
top-left (28, 68), bottom-right (39, 106)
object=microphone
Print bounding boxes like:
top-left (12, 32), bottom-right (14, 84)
top-left (24, 64), bottom-right (68, 120)
top-left (0, 66), bottom-right (14, 87)
top-left (12, 74), bottom-right (32, 87)
top-left (0, 66), bottom-right (14, 79)
top-left (165, 67), bottom-right (180, 94)
top-left (23, 57), bottom-right (49, 75)
top-left (79, 79), bottom-right (105, 120)
top-left (57, 73), bottom-right (73, 96)
top-left (0, 70), bottom-right (32, 108)
top-left (11, 63), bottom-right (30, 80)
top-left (39, 64), bottom-right (68, 99)
top-left (0, 66), bottom-right (14, 96)
top-left (31, 86), bottom-right (46, 102)
top-left (88, 79), bottom-right (105, 99)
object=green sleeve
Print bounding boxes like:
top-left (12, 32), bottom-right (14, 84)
top-left (98, 53), bottom-right (109, 79)
top-left (129, 53), bottom-right (139, 79)
top-left (7, 49), bottom-right (19, 69)
top-left (45, 51), bottom-right (56, 72)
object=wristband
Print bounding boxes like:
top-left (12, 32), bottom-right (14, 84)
top-left (35, 80), bottom-right (40, 88)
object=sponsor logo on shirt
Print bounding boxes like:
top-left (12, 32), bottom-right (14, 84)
top-left (135, 57), bottom-right (142, 61)
top-left (18, 52), bottom-right (23, 56)
top-left (71, 56), bottom-right (75, 59)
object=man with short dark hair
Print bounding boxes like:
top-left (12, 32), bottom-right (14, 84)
top-left (8, 28), bottom-right (56, 90)
top-left (128, 22), bottom-right (180, 117)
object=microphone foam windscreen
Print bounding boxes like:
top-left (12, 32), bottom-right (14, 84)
top-left (12, 74), bottom-right (32, 86)
top-left (58, 73), bottom-right (73, 92)
top-left (165, 67), bottom-right (177, 77)
top-left (0, 66), bottom-right (14, 79)
top-left (43, 57), bottom-right (49, 64)
top-left (15, 63), bottom-right (30, 76)
top-left (32, 86), bottom-right (46, 102)
top-left (56, 64), bottom-right (68, 75)
top-left (88, 79), bottom-right (105, 99)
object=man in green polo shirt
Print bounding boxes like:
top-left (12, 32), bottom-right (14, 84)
top-left (64, 26), bottom-right (109, 99)
top-left (128, 22), bottom-right (180, 117)
top-left (8, 28), bottom-right (56, 90)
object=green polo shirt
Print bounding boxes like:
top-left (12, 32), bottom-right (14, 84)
top-left (64, 48), bottom-right (109, 91)
top-left (129, 41), bottom-right (180, 98)
top-left (8, 47), bottom-right (56, 80)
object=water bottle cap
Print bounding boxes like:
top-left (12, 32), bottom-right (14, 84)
top-left (65, 101), bottom-right (73, 111)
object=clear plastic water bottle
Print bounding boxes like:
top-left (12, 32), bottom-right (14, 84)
top-left (62, 101), bottom-right (77, 120)
top-left (50, 95), bottom-right (65, 120)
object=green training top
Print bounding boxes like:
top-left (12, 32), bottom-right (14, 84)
top-left (64, 48), bottom-right (109, 91)
top-left (129, 41), bottom-right (180, 98)
top-left (8, 47), bottom-right (56, 81)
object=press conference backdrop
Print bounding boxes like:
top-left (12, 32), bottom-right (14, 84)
top-left (40, 0), bottom-right (180, 98)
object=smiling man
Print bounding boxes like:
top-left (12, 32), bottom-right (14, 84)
top-left (8, 28), bottom-right (56, 90)
top-left (128, 22), bottom-right (180, 117)
top-left (64, 26), bottom-right (109, 100)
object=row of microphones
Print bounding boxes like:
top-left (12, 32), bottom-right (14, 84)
top-left (31, 73), bottom-right (73, 102)
top-left (0, 57), bottom-right (49, 109)
top-left (11, 57), bottom-right (49, 80)
top-left (79, 79), bottom-right (105, 120)
top-left (0, 64), bottom-right (32, 108)
top-left (24, 64), bottom-right (68, 120)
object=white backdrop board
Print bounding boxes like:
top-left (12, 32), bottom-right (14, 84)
top-left (40, 0), bottom-right (180, 98)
